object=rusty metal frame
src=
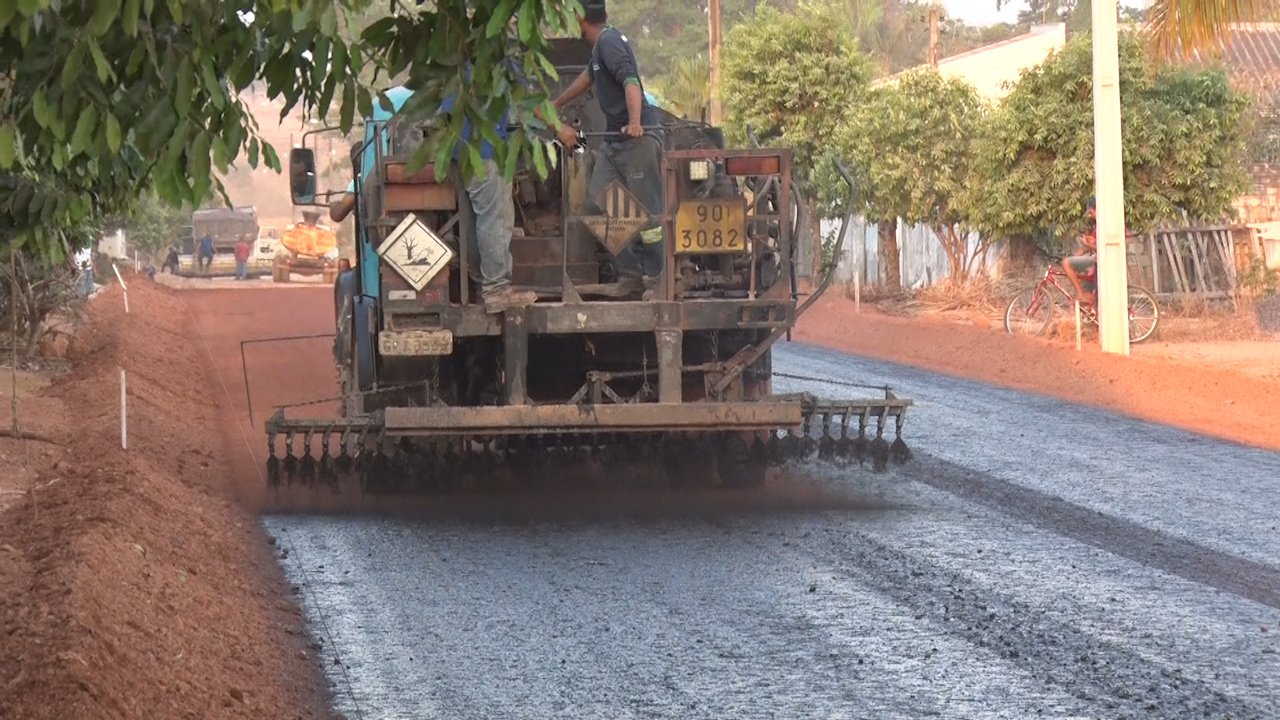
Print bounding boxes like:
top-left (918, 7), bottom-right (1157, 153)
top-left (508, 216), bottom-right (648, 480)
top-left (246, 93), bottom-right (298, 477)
top-left (659, 148), bottom-right (795, 303)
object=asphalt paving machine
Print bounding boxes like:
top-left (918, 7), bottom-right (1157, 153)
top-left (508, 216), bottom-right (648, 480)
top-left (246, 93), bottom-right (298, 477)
top-left (265, 38), bottom-right (912, 493)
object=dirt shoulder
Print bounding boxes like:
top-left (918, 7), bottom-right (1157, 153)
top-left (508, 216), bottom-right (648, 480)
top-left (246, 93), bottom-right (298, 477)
top-left (0, 279), bottom-right (330, 719)
top-left (794, 293), bottom-right (1280, 452)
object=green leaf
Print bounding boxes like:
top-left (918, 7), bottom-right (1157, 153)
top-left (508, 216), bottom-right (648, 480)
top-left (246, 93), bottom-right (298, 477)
top-left (486, 0), bottom-right (517, 38)
top-left (0, 123), bottom-right (16, 169)
top-left (212, 136), bottom-right (233, 172)
top-left (466, 143), bottom-right (484, 182)
top-left (339, 80), bottom-right (355, 131)
top-left (410, 140), bottom-right (437, 179)
top-left (105, 113), bottom-right (122, 153)
top-left (122, 0), bottom-right (139, 36)
top-left (502, 131), bottom-right (523, 181)
top-left (517, 2), bottom-right (534, 42)
top-left (175, 59), bottom-right (194, 115)
top-left (70, 105), bottom-right (99, 156)
top-left (201, 58), bottom-right (224, 108)
top-left (90, 0), bottom-right (121, 35)
top-left (62, 45), bottom-right (83, 89)
top-left (248, 137), bottom-right (259, 168)
top-left (261, 142), bottom-right (280, 172)
top-left (356, 87), bottom-right (373, 120)
top-left (319, 4), bottom-right (336, 36)
top-left (32, 88), bottom-right (51, 128)
top-left (88, 40), bottom-right (113, 83)
top-left (530, 138), bottom-right (548, 179)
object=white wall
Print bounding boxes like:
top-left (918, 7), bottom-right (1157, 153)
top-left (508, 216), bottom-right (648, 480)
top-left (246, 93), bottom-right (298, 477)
top-left (822, 217), bottom-right (1000, 288)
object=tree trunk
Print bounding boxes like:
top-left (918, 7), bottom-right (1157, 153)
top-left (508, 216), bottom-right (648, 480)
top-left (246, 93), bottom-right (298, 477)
top-left (878, 217), bottom-right (901, 289)
top-left (937, 225), bottom-right (966, 284)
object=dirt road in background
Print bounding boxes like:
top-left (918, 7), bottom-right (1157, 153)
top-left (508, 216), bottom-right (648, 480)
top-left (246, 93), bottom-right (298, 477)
top-left (795, 293), bottom-right (1280, 451)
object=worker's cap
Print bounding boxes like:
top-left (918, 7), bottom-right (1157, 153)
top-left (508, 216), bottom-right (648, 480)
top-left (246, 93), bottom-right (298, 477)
top-left (582, 0), bottom-right (606, 11)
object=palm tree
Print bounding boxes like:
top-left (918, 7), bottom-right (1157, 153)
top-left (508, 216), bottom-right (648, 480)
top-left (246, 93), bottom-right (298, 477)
top-left (651, 56), bottom-right (713, 120)
top-left (1129, 1), bottom-right (1271, 57)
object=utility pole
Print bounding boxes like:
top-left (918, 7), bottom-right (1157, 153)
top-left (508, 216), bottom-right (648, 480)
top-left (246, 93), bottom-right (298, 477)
top-left (927, 4), bottom-right (940, 68)
top-left (708, 0), bottom-right (722, 125)
top-left (1092, 0), bottom-right (1130, 354)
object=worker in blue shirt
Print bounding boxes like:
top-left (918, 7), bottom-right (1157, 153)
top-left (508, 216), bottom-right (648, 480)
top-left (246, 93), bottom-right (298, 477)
top-left (327, 84), bottom-right (534, 315)
top-left (551, 0), bottom-right (664, 300)
top-left (197, 233), bottom-right (215, 272)
top-left (439, 91), bottom-right (536, 314)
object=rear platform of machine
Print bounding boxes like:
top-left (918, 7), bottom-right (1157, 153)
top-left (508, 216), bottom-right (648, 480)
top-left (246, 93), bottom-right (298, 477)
top-left (264, 38), bottom-right (912, 494)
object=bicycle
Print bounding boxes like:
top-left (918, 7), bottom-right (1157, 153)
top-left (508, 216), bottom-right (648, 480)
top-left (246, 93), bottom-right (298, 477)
top-left (1003, 256), bottom-right (1160, 344)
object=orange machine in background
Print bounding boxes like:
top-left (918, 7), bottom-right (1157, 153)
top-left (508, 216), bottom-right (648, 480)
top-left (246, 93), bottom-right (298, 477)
top-left (273, 210), bottom-right (340, 283)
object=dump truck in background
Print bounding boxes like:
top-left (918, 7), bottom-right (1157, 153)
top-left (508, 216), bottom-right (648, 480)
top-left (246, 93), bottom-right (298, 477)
top-left (263, 37), bottom-right (912, 493)
top-left (177, 207), bottom-right (272, 278)
top-left (271, 210), bottom-right (341, 283)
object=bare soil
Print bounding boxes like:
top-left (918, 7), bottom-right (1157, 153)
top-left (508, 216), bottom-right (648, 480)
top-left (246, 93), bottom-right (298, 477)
top-left (795, 292), bottom-right (1280, 452)
top-left (0, 278), bottom-right (330, 720)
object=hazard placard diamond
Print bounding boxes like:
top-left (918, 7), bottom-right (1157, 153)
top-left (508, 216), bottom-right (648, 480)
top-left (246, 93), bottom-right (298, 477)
top-left (376, 213), bottom-right (455, 291)
top-left (579, 180), bottom-right (651, 256)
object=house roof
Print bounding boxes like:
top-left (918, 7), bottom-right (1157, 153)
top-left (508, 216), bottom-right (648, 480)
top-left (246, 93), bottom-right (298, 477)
top-left (872, 23), bottom-right (1067, 101)
top-left (1180, 23), bottom-right (1280, 105)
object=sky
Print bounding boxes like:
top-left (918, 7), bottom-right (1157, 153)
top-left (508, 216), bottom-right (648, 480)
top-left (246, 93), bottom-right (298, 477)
top-left (942, 1), bottom-right (1147, 27)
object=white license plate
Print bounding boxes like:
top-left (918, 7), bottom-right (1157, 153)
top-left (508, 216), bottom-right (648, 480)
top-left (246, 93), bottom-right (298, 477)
top-left (379, 330), bottom-right (453, 356)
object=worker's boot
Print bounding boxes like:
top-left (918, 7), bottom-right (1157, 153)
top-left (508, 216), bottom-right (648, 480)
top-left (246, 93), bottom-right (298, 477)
top-left (641, 276), bottom-right (659, 301)
top-left (483, 286), bottom-right (538, 314)
top-left (609, 274), bottom-right (645, 299)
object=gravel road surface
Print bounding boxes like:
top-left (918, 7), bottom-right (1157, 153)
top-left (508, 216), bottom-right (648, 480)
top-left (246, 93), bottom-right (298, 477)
top-left (265, 342), bottom-right (1280, 719)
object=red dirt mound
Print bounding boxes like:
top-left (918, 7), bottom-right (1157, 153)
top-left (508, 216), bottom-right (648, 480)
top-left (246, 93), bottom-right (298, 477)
top-left (795, 294), bottom-right (1280, 452)
top-left (0, 280), bottom-right (328, 719)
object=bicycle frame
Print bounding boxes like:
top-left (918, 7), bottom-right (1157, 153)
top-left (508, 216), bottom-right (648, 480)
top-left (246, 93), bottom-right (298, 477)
top-left (1023, 262), bottom-right (1098, 323)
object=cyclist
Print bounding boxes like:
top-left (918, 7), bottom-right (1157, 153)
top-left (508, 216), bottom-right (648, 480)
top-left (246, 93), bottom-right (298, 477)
top-left (1062, 197), bottom-right (1098, 306)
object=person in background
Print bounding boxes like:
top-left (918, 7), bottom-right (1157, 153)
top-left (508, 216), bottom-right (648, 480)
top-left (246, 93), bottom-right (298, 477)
top-left (162, 246), bottom-right (180, 274)
top-left (333, 258), bottom-right (356, 366)
top-left (233, 234), bottom-right (251, 280)
top-left (1062, 197), bottom-right (1099, 306)
top-left (197, 233), bottom-right (215, 272)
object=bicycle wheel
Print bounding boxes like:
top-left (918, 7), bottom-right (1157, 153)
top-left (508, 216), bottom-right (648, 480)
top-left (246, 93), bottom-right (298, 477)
top-left (1004, 285), bottom-right (1056, 336)
top-left (1127, 286), bottom-right (1159, 344)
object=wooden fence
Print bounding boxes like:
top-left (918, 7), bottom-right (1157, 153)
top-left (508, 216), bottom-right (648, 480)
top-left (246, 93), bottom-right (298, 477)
top-left (1128, 225), bottom-right (1269, 299)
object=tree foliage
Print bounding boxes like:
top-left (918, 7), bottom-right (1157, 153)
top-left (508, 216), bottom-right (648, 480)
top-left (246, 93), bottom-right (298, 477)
top-left (721, 0), bottom-right (871, 189)
top-left (1, 0), bottom-right (581, 267)
top-left (102, 192), bottom-right (195, 258)
top-left (838, 68), bottom-right (989, 280)
top-left (968, 32), bottom-right (1251, 243)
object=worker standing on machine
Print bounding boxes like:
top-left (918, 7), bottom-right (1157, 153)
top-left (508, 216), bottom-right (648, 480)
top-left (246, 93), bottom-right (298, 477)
top-left (328, 85), bottom-right (535, 315)
top-left (549, 0), bottom-right (665, 300)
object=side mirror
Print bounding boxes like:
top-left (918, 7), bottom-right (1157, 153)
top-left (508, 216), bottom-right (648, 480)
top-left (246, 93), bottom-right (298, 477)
top-left (289, 147), bottom-right (318, 205)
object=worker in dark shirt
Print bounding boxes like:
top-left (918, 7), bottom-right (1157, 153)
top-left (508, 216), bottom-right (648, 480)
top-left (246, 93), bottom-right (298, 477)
top-left (550, 0), bottom-right (664, 300)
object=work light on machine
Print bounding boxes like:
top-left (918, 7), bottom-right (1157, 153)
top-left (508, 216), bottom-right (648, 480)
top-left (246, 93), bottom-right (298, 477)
top-left (687, 159), bottom-right (712, 181)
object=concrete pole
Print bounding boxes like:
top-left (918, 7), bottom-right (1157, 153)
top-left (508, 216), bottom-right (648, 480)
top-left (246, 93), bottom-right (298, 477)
top-left (1092, 0), bottom-right (1130, 355)
top-left (708, 0), bottom-right (723, 125)
top-left (927, 4), bottom-right (940, 68)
